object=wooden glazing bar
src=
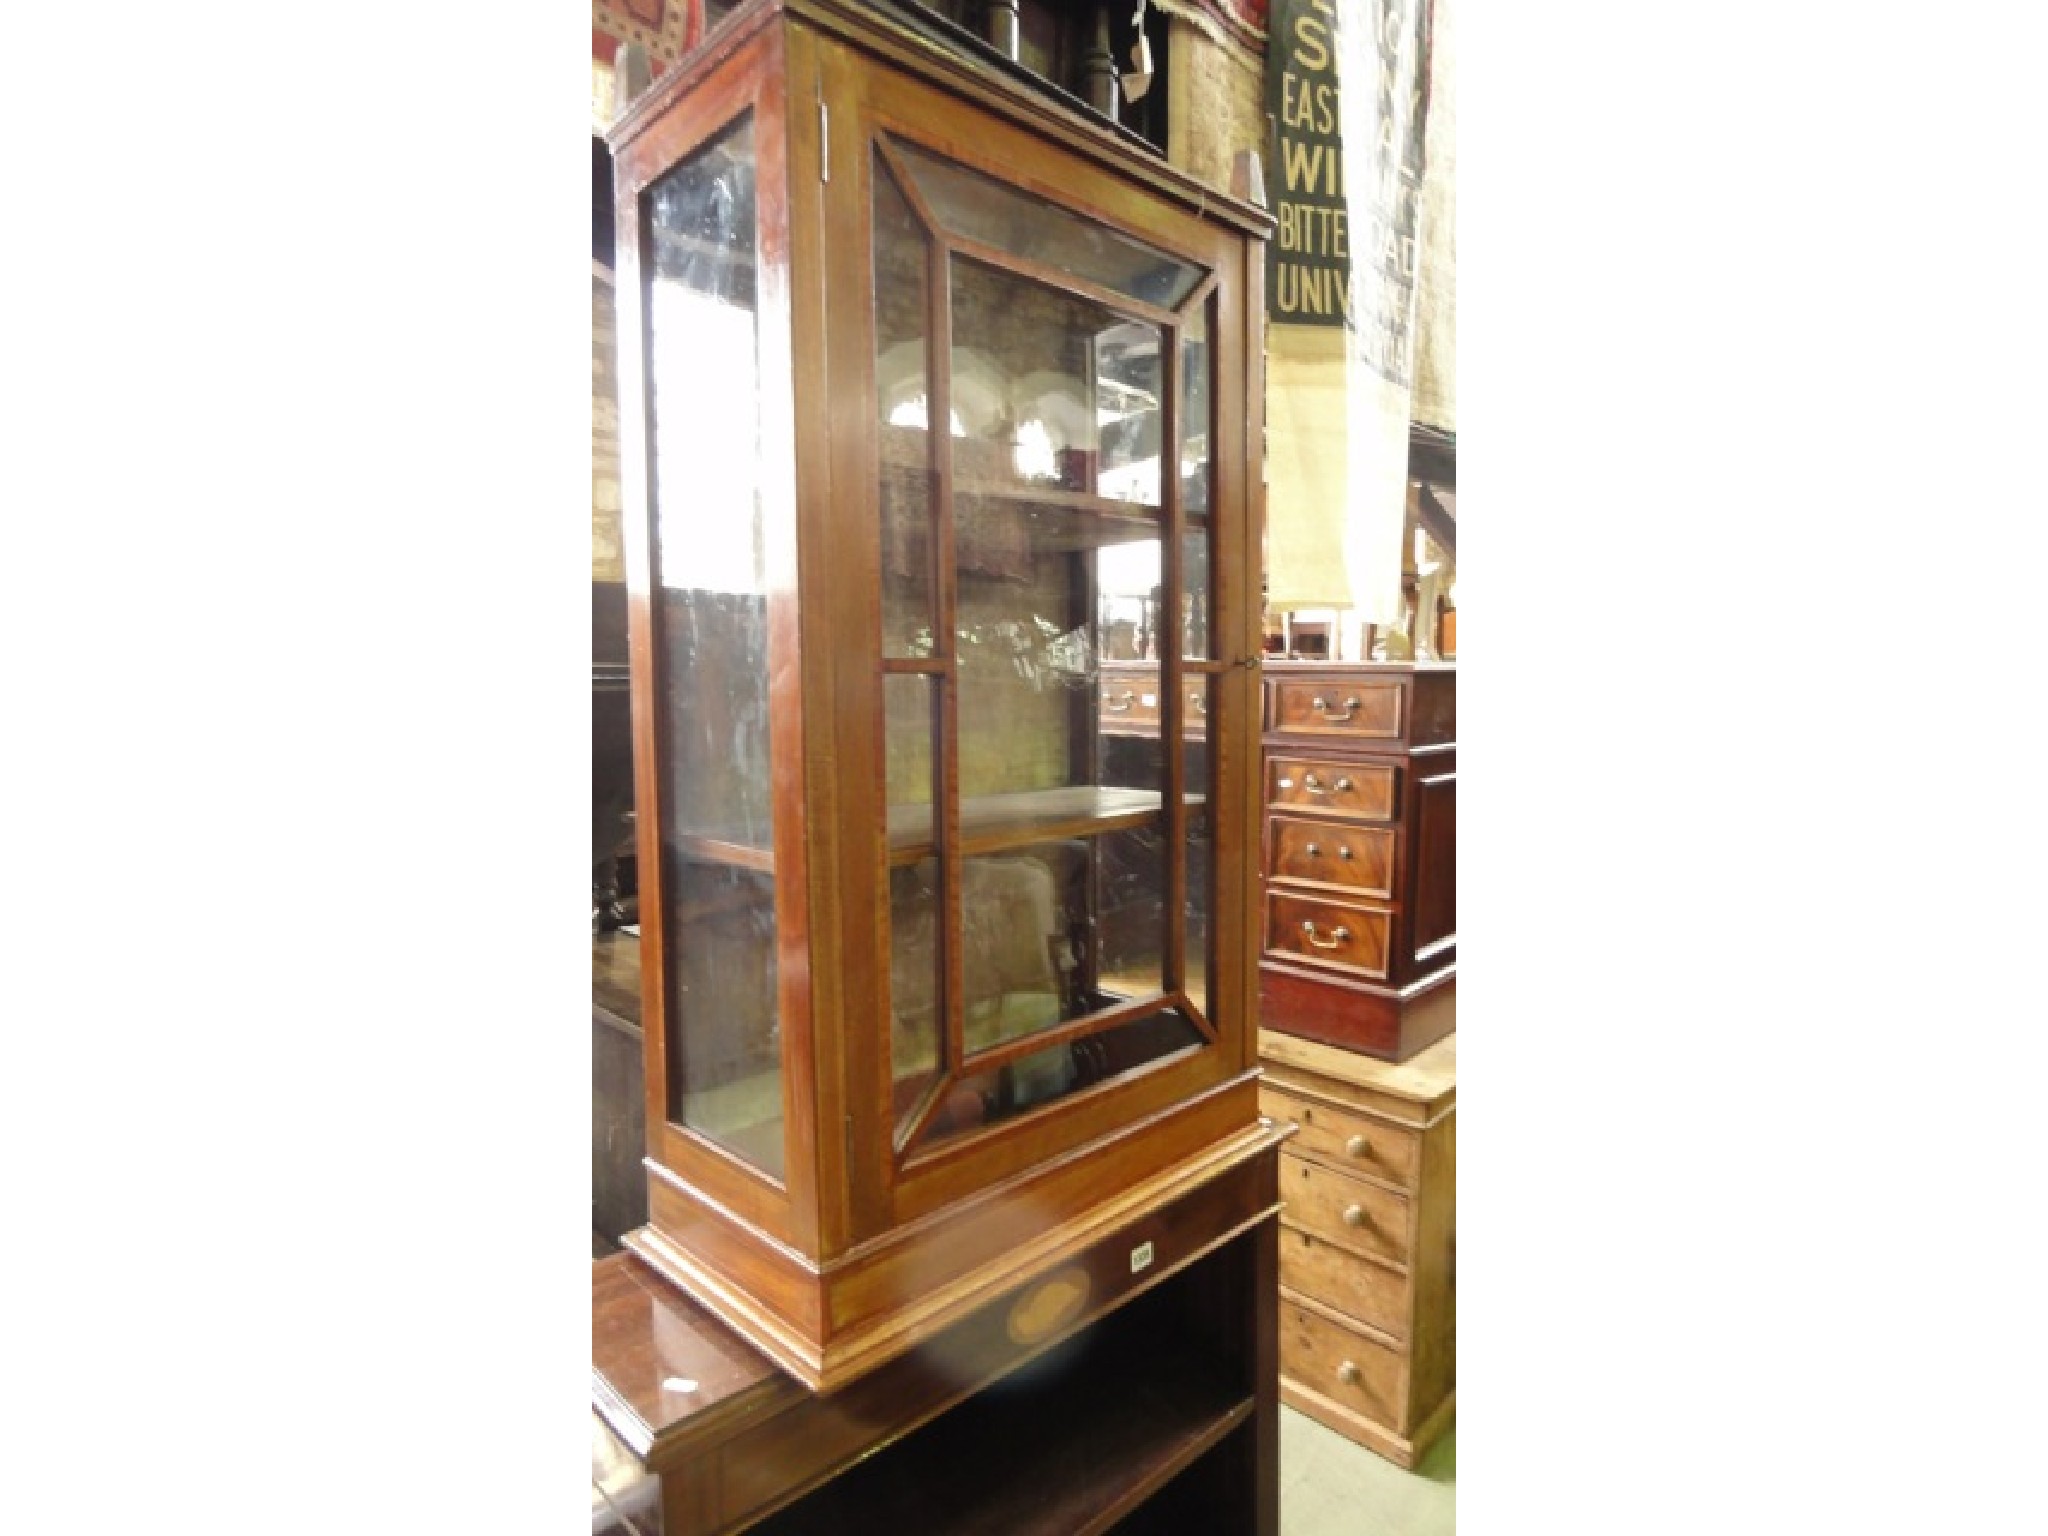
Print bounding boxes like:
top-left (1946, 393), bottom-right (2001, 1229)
top-left (957, 991), bottom-right (1194, 1079)
top-left (929, 210), bottom-right (965, 1098)
top-left (942, 233), bottom-right (1186, 332)
top-left (1160, 309), bottom-right (1186, 993)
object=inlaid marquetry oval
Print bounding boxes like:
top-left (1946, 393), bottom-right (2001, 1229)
top-left (1005, 1264), bottom-right (1093, 1347)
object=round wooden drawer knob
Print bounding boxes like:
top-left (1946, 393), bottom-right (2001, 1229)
top-left (1337, 1361), bottom-right (1361, 1386)
top-left (1345, 1134), bottom-right (1370, 1158)
top-left (1342, 1204), bottom-right (1367, 1228)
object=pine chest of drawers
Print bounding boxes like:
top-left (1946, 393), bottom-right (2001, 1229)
top-left (1259, 662), bottom-right (1455, 1061)
top-left (1259, 1027), bottom-right (1455, 1468)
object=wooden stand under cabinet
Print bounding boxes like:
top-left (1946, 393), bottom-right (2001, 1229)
top-left (1257, 1028), bottom-right (1454, 1469)
top-left (1258, 662), bottom-right (1455, 1062)
top-left (592, 1123), bottom-right (1288, 1536)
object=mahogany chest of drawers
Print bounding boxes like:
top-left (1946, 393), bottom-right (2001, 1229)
top-left (1258, 662), bottom-right (1455, 1061)
top-left (1259, 1027), bottom-right (1455, 1469)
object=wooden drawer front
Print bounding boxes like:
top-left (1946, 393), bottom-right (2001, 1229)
top-left (1099, 679), bottom-right (1162, 731)
top-left (1281, 1298), bottom-right (1408, 1430)
top-left (1258, 1082), bottom-right (1419, 1187)
top-left (1269, 816), bottom-right (1394, 898)
top-left (1283, 1155), bottom-right (1409, 1266)
top-left (1280, 1226), bottom-right (1408, 1339)
top-left (1267, 756), bottom-right (1397, 820)
top-left (1270, 678), bottom-right (1404, 742)
top-left (1265, 893), bottom-right (1390, 979)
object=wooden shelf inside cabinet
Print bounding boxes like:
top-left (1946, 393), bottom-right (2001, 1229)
top-left (750, 1329), bottom-right (1252, 1536)
top-left (955, 482), bottom-right (1207, 552)
top-left (886, 785), bottom-right (1203, 864)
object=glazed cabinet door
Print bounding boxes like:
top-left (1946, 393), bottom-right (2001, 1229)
top-left (809, 39), bottom-right (1261, 1225)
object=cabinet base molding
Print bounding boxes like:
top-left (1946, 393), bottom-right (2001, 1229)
top-left (627, 1081), bottom-right (1267, 1393)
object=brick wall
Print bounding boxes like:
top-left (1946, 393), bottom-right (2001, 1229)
top-left (592, 269), bottom-right (625, 583)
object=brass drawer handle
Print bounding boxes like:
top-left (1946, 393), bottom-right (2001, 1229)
top-left (1337, 1361), bottom-right (1361, 1386)
top-left (1103, 691), bottom-right (1136, 713)
top-left (1300, 772), bottom-right (1354, 796)
top-left (1304, 842), bottom-right (1320, 858)
top-left (1342, 1203), bottom-right (1368, 1229)
top-left (1345, 1134), bottom-right (1370, 1158)
top-left (1337, 845), bottom-right (1353, 860)
top-left (1300, 920), bottom-right (1350, 950)
top-left (1311, 693), bottom-right (1361, 722)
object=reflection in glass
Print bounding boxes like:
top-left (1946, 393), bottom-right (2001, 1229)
top-left (644, 116), bottom-right (783, 1178)
top-left (668, 861), bottom-right (784, 1179)
top-left (1185, 675), bottom-right (1215, 1023)
top-left (650, 120), bottom-right (771, 847)
top-left (947, 258), bottom-right (1168, 511)
top-left (892, 139), bottom-right (1206, 310)
top-left (874, 151), bottom-right (935, 657)
top-left (957, 1007), bottom-right (1206, 1135)
top-left (1093, 823), bottom-right (1167, 1003)
top-left (1068, 1008), bottom-right (1205, 1097)
top-left (886, 676), bottom-right (942, 1137)
top-left (1181, 303), bottom-right (1214, 658)
top-left (1096, 540), bottom-right (1164, 662)
top-left (961, 840), bottom-right (1085, 1050)
top-left (1094, 322), bottom-right (1163, 507)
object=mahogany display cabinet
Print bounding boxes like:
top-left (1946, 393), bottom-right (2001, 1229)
top-left (605, 0), bottom-right (1271, 1391)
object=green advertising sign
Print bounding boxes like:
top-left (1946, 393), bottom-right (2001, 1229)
top-left (1266, 0), bottom-right (1431, 385)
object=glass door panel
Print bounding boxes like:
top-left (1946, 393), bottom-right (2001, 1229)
top-left (892, 140), bottom-right (1204, 309)
top-left (872, 134), bottom-right (1222, 1150)
top-left (874, 150), bottom-right (937, 658)
top-left (886, 675), bottom-right (944, 1141)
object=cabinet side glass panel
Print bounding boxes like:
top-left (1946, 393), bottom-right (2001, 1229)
top-left (644, 115), bottom-right (784, 1179)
